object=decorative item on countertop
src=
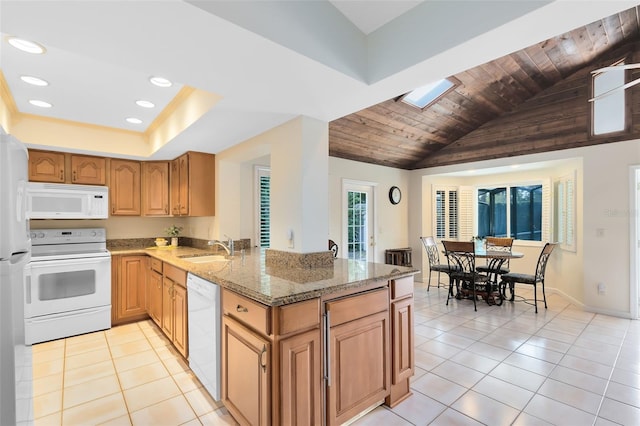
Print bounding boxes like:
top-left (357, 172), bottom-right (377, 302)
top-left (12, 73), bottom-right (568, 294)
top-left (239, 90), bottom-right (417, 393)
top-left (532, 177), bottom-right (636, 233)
top-left (165, 225), bottom-right (183, 247)
top-left (155, 237), bottom-right (168, 247)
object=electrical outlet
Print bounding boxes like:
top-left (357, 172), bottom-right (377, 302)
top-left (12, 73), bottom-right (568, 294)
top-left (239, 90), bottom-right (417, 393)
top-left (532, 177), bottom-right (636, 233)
top-left (597, 282), bottom-right (606, 294)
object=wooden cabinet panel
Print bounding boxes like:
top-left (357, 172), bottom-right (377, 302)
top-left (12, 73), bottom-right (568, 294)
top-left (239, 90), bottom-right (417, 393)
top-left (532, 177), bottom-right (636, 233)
top-left (70, 154), bottom-right (106, 185)
top-left (280, 329), bottom-right (322, 425)
top-left (327, 309), bottom-right (390, 425)
top-left (148, 269), bottom-right (163, 327)
top-left (159, 263), bottom-right (188, 358)
top-left (386, 276), bottom-right (415, 407)
top-left (391, 297), bottom-right (414, 384)
top-left (222, 315), bottom-right (270, 426)
top-left (170, 152), bottom-right (215, 217)
top-left (150, 258), bottom-right (162, 274)
top-left (142, 161), bottom-right (170, 216)
top-left (325, 287), bottom-right (390, 425)
top-left (173, 283), bottom-right (188, 358)
top-left (110, 159), bottom-right (141, 216)
top-left (162, 276), bottom-right (175, 340)
top-left (113, 255), bottom-right (148, 325)
top-left (222, 289), bottom-right (271, 336)
top-left (28, 150), bottom-right (65, 182)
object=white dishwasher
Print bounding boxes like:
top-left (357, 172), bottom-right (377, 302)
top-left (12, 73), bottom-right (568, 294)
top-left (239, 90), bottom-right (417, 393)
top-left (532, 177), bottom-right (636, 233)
top-left (187, 273), bottom-right (221, 401)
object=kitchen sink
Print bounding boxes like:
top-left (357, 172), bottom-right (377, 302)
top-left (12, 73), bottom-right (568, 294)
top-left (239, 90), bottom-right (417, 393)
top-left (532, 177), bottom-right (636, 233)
top-left (179, 255), bottom-right (229, 264)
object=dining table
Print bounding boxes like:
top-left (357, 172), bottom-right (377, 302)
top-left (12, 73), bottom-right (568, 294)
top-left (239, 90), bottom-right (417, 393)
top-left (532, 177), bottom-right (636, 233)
top-left (474, 247), bottom-right (524, 302)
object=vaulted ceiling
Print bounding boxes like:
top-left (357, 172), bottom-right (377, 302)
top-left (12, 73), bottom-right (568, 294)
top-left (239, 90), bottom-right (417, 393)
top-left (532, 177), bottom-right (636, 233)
top-left (329, 6), bottom-right (640, 170)
top-left (2, 2), bottom-right (637, 165)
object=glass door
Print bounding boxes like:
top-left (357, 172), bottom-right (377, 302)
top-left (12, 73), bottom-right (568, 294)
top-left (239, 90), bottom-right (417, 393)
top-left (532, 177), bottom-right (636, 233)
top-left (343, 182), bottom-right (375, 262)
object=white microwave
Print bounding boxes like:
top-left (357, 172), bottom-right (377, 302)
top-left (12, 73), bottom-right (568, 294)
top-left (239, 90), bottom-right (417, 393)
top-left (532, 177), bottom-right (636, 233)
top-left (27, 183), bottom-right (109, 219)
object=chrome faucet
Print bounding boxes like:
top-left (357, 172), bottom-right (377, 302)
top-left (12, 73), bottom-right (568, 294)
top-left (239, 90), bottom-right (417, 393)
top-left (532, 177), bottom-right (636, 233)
top-left (207, 235), bottom-right (234, 256)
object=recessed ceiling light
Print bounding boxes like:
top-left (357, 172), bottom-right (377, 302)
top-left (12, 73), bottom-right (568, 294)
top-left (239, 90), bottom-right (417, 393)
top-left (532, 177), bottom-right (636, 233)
top-left (20, 75), bottom-right (49, 86)
top-left (126, 117), bottom-right (143, 124)
top-left (149, 76), bottom-right (172, 87)
top-left (8, 37), bottom-right (45, 54)
top-left (29, 100), bottom-right (52, 108)
top-left (135, 100), bottom-right (155, 108)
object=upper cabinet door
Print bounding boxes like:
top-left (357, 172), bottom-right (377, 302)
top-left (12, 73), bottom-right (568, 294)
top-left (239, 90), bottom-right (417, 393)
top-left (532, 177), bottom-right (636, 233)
top-left (71, 154), bottom-right (106, 185)
top-left (28, 150), bottom-right (65, 183)
top-left (110, 159), bottom-right (141, 216)
top-left (178, 154), bottom-right (189, 216)
top-left (142, 161), bottom-right (170, 216)
top-left (169, 152), bottom-right (215, 217)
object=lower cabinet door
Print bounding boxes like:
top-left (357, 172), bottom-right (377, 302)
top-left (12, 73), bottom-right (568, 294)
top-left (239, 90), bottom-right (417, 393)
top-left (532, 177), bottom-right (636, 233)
top-left (161, 278), bottom-right (174, 341)
top-left (327, 310), bottom-right (390, 425)
top-left (222, 316), bottom-right (270, 426)
top-left (280, 329), bottom-right (322, 425)
top-left (148, 270), bottom-right (163, 327)
top-left (173, 284), bottom-right (188, 358)
top-left (391, 297), bottom-right (414, 384)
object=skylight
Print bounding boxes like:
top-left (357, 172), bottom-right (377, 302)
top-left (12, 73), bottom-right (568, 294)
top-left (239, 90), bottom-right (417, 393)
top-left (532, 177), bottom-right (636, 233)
top-left (401, 78), bottom-right (456, 109)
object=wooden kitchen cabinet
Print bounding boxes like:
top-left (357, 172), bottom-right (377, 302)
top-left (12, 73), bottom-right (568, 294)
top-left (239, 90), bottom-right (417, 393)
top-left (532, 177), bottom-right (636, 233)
top-left (161, 263), bottom-right (188, 358)
top-left (170, 151), bottom-right (215, 216)
top-left (142, 161), bottom-right (170, 216)
top-left (222, 315), bottom-right (271, 426)
top-left (70, 154), bottom-right (106, 185)
top-left (110, 159), bottom-right (141, 216)
top-left (147, 259), bottom-right (163, 327)
top-left (325, 287), bottom-right (390, 425)
top-left (28, 150), bottom-right (65, 183)
top-left (28, 149), bottom-right (107, 185)
top-left (386, 276), bottom-right (415, 407)
top-left (221, 290), bottom-right (322, 426)
top-left (280, 328), bottom-right (322, 425)
top-left (112, 255), bottom-right (148, 325)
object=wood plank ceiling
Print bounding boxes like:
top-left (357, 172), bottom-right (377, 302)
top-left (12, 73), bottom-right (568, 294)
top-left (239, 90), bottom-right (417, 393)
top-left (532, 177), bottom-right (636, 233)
top-left (329, 6), bottom-right (640, 170)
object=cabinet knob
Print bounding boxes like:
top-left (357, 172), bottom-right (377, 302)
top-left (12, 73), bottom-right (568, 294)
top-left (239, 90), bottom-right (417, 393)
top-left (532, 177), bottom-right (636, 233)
top-left (72, 171), bottom-right (77, 181)
top-left (236, 305), bottom-right (248, 313)
top-left (60, 170), bottom-right (64, 180)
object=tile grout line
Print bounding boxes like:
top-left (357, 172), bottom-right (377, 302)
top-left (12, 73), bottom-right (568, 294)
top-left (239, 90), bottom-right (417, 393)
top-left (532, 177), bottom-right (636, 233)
top-left (590, 317), bottom-right (630, 426)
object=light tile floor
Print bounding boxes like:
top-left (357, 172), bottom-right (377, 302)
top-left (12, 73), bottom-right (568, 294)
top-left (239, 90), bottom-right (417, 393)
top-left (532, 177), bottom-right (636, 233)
top-left (31, 282), bottom-right (640, 425)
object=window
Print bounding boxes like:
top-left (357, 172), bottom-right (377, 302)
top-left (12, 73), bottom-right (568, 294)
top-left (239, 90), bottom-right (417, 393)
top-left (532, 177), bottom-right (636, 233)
top-left (401, 77), bottom-right (459, 110)
top-left (434, 186), bottom-right (458, 239)
top-left (256, 167), bottom-right (270, 248)
top-left (554, 172), bottom-right (576, 251)
top-left (592, 63), bottom-right (626, 135)
top-left (477, 185), bottom-right (542, 241)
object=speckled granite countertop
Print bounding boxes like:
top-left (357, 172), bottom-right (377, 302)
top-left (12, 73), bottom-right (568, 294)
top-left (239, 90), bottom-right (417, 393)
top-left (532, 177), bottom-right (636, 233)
top-left (110, 246), bottom-right (418, 306)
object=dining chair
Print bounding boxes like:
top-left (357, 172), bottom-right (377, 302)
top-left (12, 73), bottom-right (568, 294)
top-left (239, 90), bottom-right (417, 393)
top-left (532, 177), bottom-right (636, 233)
top-left (476, 237), bottom-right (514, 288)
top-left (442, 240), bottom-right (499, 311)
top-left (499, 242), bottom-right (557, 313)
top-left (420, 236), bottom-right (455, 291)
top-left (328, 239), bottom-right (338, 257)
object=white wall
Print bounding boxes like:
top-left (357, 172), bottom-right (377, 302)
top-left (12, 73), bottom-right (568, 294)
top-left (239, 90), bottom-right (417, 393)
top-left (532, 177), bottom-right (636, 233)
top-left (409, 138), bottom-right (640, 318)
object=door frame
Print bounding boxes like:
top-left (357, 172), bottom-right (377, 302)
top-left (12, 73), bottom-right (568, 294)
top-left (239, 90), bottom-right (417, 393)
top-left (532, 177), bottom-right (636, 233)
top-left (629, 165), bottom-right (640, 319)
top-left (341, 179), bottom-right (377, 262)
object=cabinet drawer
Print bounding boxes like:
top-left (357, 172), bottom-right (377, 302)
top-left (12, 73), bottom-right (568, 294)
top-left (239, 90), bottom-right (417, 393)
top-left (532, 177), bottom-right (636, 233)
top-left (326, 287), bottom-right (389, 327)
top-left (277, 298), bottom-right (320, 336)
top-left (164, 263), bottom-right (186, 287)
top-left (391, 276), bottom-right (413, 300)
top-left (150, 258), bottom-right (163, 274)
top-left (223, 289), bottom-right (271, 336)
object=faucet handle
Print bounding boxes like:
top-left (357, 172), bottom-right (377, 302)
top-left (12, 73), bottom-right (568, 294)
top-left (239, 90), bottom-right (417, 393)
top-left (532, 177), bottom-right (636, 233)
top-left (224, 234), bottom-right (235, 255)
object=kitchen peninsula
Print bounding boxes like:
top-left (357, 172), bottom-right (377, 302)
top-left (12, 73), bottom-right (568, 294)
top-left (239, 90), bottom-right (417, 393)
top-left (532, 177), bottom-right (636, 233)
top-left (109, 244), bottom-right (418, 425)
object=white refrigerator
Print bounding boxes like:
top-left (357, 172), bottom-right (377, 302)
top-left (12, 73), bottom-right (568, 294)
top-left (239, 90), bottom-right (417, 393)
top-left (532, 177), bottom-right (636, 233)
top-left (0, 133), bottom-right (32, 425)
